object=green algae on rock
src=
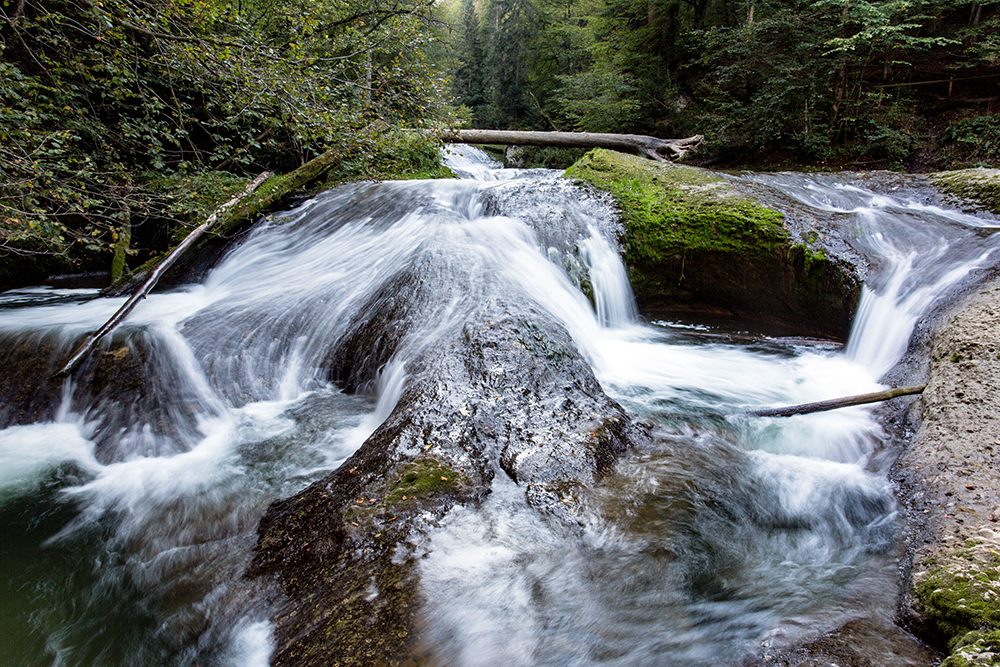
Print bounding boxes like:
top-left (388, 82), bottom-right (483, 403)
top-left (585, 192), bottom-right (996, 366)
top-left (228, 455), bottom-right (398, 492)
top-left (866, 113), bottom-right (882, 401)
top-left (929, 168), bottom-right (1000, 215)
top-left (564, 149), bottom-right (859, 338)
top-left (913, 536), bottom-right (1000, 652)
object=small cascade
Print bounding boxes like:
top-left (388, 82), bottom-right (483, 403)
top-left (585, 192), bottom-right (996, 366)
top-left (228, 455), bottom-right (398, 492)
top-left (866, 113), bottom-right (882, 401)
top-left (0, 150), bottom-right (995, 666)
top-left (741, 171), bottom-right (1000, 377)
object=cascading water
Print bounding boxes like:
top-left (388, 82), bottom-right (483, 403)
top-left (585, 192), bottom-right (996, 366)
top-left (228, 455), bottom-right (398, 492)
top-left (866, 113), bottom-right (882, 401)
top-left (0, 147), bottom-right (995, 666)
top-left (740, 171), bottom-right (1000, 377)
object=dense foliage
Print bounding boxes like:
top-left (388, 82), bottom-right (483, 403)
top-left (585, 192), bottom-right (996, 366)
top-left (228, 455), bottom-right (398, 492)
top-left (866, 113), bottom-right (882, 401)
top-left (3, 0), bottom-right (998, 284)
top-left (448, 0), bottom-right (1000, 167)
top-left (1, 0), bottom-right (454, 277)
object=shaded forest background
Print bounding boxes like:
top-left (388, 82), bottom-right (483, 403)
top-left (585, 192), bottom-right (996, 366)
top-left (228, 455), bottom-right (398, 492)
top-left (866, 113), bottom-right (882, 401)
top-left (448, 0), bottom-right (999, 169)
top-left (1, 0), bottom-right (998, 283)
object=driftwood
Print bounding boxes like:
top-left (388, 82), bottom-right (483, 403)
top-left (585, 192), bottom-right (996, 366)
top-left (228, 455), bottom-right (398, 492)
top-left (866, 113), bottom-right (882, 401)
top-left (55, 171), bottom-right (272, 378)
top-left (436, 129), bottom-right (704, 161)
top-left (749, 384), bottom-right (927, 418)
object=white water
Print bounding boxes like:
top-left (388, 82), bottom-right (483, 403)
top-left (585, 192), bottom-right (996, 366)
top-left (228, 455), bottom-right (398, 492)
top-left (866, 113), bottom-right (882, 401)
top-left (0, 150), bottom-right (995, 666)
top-left (742, 171), bottom-right (1000, 377)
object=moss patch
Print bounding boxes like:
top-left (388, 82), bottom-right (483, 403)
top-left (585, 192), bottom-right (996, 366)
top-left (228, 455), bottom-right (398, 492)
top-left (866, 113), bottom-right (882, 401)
top-left (930, 168), bottom-right (1000, 215)
top-left (942, 630), bottom-right (1000, 667)
top-left (914, 539), bottom-right (1000, 662)
top-left (563, 148), bottom-right (859, 338)
top-left (381, 457), bottom-right (469, 508)
top-left (565, 148), bottom-right (788, 260)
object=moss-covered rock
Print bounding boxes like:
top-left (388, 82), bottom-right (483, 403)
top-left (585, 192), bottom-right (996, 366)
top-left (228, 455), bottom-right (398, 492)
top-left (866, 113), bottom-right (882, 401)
top-left (943, 630), bottom-right (1000, 667)
top-left (899, 284), bottom-right (1000, 666)
top-left (929, 168), bottom-right (1000, 215)
top-left (564, 149), bottom-right (860, 338)
top-left (912, 535), bottom-right (1000, 663)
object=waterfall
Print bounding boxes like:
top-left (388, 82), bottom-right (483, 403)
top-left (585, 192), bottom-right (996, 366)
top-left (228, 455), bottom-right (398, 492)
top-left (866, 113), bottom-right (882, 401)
top-left (0, 150), bottom-right (995, 667)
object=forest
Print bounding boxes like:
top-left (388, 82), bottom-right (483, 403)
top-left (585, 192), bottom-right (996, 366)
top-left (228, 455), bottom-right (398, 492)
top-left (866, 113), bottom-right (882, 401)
top-left (1, 0), bottom-right (998, 280)
top-left (447, 0), bottom-right (1000, 170)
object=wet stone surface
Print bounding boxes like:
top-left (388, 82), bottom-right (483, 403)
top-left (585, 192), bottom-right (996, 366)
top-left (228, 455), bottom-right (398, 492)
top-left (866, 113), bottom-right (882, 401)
top-left (896, 280), bottom-right (1000, 664)
top-left (248, 296), bottom-right (646, 666)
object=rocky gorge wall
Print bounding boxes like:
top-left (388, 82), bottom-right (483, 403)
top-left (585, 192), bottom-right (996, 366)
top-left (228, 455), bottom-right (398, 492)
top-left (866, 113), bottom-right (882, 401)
top-left (897, 280), bottom-right (1000, 667)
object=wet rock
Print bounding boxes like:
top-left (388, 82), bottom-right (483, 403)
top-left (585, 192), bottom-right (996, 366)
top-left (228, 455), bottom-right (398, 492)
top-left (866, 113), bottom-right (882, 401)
top-left (248, 296), bottom-right (645, 666)
top-left (895, 280), bottom-right (1000, 664)
top-left (929, 169), bottom-right (1000, 216)
top-left (0, 331), bottom-right (204, 462)
top-left (324, 269), bottom-right (426, 394)
top-left (564, 149), bottom-right (861, 339)
top-left (752, 618), bottom-right (940, 667)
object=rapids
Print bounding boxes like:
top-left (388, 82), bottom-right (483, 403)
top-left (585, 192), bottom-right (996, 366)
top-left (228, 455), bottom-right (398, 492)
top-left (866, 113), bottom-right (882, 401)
top-left (1, 147), bottom-right (997, 666)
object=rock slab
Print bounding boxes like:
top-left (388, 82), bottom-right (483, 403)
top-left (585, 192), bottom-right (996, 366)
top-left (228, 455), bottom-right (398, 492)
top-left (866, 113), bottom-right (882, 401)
top-left (898, 280), bottom-right (1000, 666)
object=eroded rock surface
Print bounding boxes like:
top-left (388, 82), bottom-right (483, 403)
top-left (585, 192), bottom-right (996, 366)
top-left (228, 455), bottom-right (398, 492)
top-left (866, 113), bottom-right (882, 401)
top-left (248, 295), bottom-right (645, 666)
top-left (897, 280), bottom-right (1000, 665)
top-left (930, 169), bottom-right (1000, 216)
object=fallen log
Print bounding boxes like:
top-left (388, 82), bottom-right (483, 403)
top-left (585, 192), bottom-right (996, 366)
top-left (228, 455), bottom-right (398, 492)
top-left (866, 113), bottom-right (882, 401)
top-left (55, 171), bottom-right (271, 378)
top-left (436, 129), bottom-right (704, 161)
top-left (748, 384), bottom-right (927, 418)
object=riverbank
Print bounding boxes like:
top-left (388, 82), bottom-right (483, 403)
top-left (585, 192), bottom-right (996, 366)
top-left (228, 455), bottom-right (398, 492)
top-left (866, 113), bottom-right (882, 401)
top-left (895, 279), bottom-right (1000, 666)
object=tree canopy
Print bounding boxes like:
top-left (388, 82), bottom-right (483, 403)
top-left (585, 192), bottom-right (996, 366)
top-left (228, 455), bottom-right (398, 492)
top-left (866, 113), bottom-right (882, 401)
top-left (1, 0), bottom-right (455, 277)
top-left (2, 0), bottom-right (998, 285)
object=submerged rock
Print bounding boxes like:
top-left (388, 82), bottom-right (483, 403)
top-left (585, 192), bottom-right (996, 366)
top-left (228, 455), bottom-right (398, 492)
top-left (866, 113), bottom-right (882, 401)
top-left (564, 149), bottom-right (860, 339)
top-left (248, 293), bottom-right (645, 666)
top-left (0, 331), bottom-right (204, 461)
top-left (755, 618), bottom-right (940, 667)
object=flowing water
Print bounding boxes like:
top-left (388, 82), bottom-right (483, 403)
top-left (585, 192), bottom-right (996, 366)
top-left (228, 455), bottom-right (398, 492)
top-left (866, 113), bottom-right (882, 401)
top-left (1, 148), bottom-right (997, 666)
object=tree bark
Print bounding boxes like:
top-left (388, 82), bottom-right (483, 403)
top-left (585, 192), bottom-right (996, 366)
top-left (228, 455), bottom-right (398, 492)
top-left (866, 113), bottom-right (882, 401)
top-left (436, 129), bottom-right (704, 161)
top-left (748, 384), bottom-right (926, 418)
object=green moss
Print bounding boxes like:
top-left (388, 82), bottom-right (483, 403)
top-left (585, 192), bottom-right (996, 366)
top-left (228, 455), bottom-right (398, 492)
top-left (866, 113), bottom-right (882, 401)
top-left (382, 457), bottom-right (467, 506)
top-left (930, 169), bottom-right (1000, 215)
top-left (343, 457), bottom-right (470, 524)
top-left (942, 630), bottom-right (1000, 667)
top-left (564, 148), bottom-right (788, 265)
top-left (560, 149), bottom-right (860, 338)
top-left (563, 149), bottom-right (800, 316)
top-left (796, 243), bottom-right (827, 268)
top-left (914, 542), bottom-right (1000, 655)
top-left (109, 225), bottom-right (131, 280)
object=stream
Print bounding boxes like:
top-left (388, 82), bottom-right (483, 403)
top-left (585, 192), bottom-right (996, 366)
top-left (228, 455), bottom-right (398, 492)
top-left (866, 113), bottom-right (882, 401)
top-left (1, 148), bottom-right (998, 666)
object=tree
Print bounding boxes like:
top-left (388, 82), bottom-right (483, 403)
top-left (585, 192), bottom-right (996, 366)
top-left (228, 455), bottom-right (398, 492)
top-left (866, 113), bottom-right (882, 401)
top-left (0, 0), bottom-right (452, 270)
top-left (480, 0), bottom-right (537, 127)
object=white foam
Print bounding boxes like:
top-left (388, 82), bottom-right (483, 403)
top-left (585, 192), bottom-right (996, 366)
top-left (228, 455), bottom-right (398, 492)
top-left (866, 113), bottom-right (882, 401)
top-left (0, 422), bottom-right (100, 502)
